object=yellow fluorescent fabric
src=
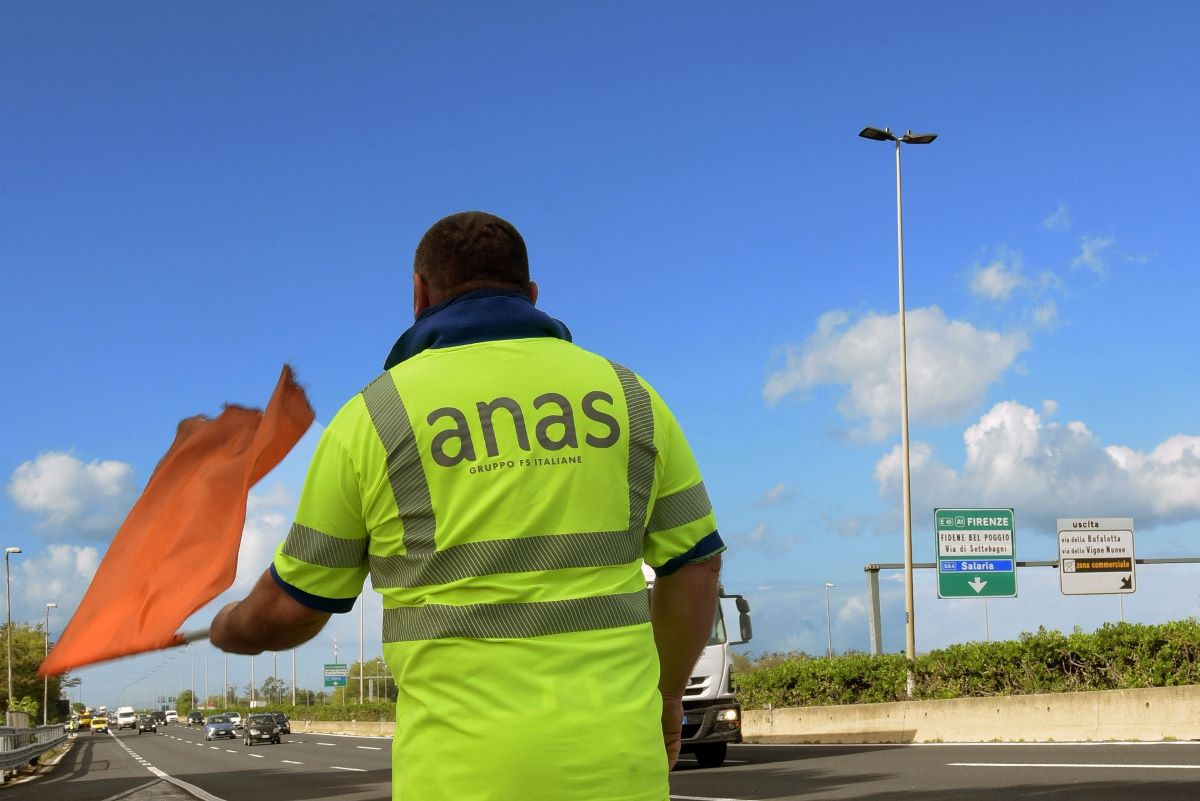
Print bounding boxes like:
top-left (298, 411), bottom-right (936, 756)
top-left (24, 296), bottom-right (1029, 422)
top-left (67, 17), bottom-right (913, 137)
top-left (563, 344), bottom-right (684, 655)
top-left (272, 334), bottom-right (719, 801)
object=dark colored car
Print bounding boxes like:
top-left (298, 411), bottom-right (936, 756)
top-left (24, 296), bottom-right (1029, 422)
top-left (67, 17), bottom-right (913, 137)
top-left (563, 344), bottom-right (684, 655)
top-left (151, 710), bottom-right (167, 725)
top-left (204, 715), bottom-right (236, 741)
top-left (270, 712), bottom-right (290, 734)
top-left (243, 713), bottom-right (281, 746)
top-left (137, 715), bottom-right (157, 734)
top-left (187, 711), bottom-right (205, 726)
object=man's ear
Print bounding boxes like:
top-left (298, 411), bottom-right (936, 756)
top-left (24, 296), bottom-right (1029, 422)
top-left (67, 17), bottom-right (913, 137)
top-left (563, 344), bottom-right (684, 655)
top-left (414, 273), bottom-right (432, 318)
top-left (528, 280), bottom-right (539, 306)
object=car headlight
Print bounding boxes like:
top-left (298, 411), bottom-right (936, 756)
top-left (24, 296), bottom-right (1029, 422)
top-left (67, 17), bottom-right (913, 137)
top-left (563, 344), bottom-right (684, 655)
top-left (717, 708), bottom-right (739, 722)
top-left (249, 729), bottom-right (259, 735)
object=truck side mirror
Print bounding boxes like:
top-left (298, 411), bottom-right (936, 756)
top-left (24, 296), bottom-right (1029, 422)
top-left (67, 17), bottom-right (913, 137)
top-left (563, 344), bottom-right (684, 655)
top-left (738, 614), bottom-right (753, 644)
top-left (726, 594), bottom-right (752, 645)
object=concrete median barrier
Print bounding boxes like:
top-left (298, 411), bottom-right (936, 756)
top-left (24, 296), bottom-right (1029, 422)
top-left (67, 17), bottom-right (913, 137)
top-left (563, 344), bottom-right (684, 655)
top-left (743, 684), bottom-right (1200, 743)
top-left (290, 719), bottom-right (393, 737)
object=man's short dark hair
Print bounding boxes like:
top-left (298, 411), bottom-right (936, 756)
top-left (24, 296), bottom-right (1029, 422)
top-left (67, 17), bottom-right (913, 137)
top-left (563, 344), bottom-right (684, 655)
top-left (414, 211), bottom-right (530, 301)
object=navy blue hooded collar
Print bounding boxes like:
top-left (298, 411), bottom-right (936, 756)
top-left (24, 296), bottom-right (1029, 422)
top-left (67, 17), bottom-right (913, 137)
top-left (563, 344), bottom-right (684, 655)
top-left (383, 288), bottom-right (573, 369)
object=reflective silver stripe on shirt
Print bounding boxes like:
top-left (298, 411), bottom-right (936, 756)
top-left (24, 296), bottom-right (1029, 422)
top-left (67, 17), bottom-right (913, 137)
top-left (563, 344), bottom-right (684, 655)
top-left (609, 361), bottom-right (657, 538)
top-left (647, 481), bottom-right (712, 534)
top-left (361, 372), bottom-right (436, 554)
top-left (370, 528), bottom-right (640, 589)
top-left (382, 589), bottom-right (650, 643)
top-left (281, 523), bottom-right (368, 569)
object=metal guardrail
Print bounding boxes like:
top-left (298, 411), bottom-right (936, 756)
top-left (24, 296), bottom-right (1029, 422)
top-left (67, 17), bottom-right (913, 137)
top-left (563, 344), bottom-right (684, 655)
top-left (0, 724), bottom-right (69, 772)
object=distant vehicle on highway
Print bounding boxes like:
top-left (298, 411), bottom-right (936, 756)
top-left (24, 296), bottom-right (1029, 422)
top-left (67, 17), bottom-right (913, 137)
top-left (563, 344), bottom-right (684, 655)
top-left (187, 711), bottom-right (205, 726)
top-left (90, 715), bottom-right (109, 734)
top-left (270, 712), bottom-right (290, 734)
top-left (243, 713), bottom-right (282, 746)
top-left (151, 710), bottom-right (167, 725)
top-left (164, 709), bottom-right (178, 723)
top-left (204, 715), bottom-right (236, 741)
top-left (223, 711), bottom-right (243, 729)
top-left (137, 715), bottom-right (157, 734)
top-left (116, 706), bottom-right (137, 730)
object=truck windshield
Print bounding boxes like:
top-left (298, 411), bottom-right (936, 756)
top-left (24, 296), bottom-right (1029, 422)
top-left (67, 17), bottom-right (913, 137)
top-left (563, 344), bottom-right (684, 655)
top-left (709, 607), bottom-right (727, 646)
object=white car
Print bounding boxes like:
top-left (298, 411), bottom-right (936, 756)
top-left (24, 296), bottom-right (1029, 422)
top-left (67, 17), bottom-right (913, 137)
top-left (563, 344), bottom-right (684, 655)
top-left (164, 709), bottom-right (178, 723)
top-left (225, 711), bottom-right (242, 729)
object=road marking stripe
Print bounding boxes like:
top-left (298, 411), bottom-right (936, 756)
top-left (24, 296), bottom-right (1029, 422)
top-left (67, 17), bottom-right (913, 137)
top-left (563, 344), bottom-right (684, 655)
top-left (316, 742), bottom-right (336, 746)
top-left (146, 765), bottom-right (229, 801)
top-left (356, 745), bottom-right (382, 750)
top-left (225, 749), bottom-right (237, 753)
top-left (247, 753), bottom-right (265, 758)
top-left (209, 746), bottom-right (219, 750)
top-left (331, 766), bottom-right (366, 772)
top-left (97, 779), bottom-right (162, 801)
top-left (950, 762), bottom-right (1200, 769)
top-left (282, 759), bottom-right (304, 764)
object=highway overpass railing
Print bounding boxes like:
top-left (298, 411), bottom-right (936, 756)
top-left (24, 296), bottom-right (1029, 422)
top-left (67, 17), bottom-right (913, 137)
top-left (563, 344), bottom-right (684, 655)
top-left (0, 724), bottom-right (68, 778)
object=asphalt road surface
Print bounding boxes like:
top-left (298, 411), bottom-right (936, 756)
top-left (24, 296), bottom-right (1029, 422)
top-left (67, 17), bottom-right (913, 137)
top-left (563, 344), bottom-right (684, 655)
top-left (14, 731), bottom-right (1200, 800)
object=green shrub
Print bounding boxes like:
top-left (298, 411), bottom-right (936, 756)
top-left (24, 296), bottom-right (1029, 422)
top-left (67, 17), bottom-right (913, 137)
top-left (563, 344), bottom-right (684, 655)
top-left (735, 618), bottom-right (1200, 709)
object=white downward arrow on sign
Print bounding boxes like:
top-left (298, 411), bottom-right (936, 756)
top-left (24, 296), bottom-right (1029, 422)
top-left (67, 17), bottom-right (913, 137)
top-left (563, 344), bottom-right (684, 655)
top-left (968, 577), bottom-right (988, 593)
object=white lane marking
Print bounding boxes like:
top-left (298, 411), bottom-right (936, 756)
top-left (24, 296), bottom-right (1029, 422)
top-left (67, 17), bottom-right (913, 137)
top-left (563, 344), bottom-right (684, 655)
top-left (950, 762), bottom-right (1200, 770)
top-left (282, 759), bottom-right (304, 765)
top-left (247, 753), bottom-right (265, 758)
top-left (209, 746), bottom-right (220, 750)
top-left (225, 749), bottom-right (237, 753)
top-left (147, 766), bottom-right (229, 801)
top-left (316, 742), bottom-right (336, 746)
top-left (356, 745), bottom-right (382, 750)
top-left (97, 778), bottom-right (162, 801)
top-left (331, 766), bottom-right (366, 772)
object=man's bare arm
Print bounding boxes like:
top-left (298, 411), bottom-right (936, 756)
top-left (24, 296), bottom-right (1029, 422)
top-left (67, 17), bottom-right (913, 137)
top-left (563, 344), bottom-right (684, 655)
top-left (650, 553), bottom-right (722, 768)
top-left (210, 569), bottom-right (331, 655)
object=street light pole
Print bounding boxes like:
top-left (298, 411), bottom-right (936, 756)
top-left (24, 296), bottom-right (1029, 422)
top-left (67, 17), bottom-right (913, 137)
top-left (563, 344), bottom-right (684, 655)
top-left (44, 602), bottom-right (58, 725)
top-left (823, 583), bottom-right (836, 658)
top-left (859, 126), bottom-right (937, 698)
top-left (357, 594), bottom-right (362, 700)
top-left (4, 547), bottom-right (21, 713)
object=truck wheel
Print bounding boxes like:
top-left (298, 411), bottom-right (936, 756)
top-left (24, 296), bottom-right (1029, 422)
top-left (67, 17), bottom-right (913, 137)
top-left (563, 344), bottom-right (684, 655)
top-left (693, 742), bottom-right (727, 768)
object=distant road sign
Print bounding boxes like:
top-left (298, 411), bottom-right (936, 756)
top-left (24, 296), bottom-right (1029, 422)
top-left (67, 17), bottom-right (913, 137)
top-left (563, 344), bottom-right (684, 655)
top-left (935, 508), bottom-right (1017, 598)
top-left (324, 663), bottom-right (349, 687)
top-left (1057, 518), bottom-right (1135, 595)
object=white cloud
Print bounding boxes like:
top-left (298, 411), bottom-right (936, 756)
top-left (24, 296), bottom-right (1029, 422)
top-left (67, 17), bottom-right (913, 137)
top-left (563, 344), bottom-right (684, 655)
top-left (1031, 300), bottom-right (1058, 329)
top-left (765, 307), bottom-right (1029, 440)
top-left (7, 452), bottom-right (136, 538)
top-left (874, 400), bottom-right (1200, 534)
top-left (970, 256), bottom-right (1026, 300)
top-left (16, 543), bottom-right (101, 622)
top-left (1041, 399), bottom-right (1059, 418)
top-left (234, 483), bottom-right (298, 594)
top-left (1070, 235), bottom-right (1114, 276)
top-left (754, 483), bottom-right (796, 508)
top-left (1043, 204), bottom-right (1071, 230)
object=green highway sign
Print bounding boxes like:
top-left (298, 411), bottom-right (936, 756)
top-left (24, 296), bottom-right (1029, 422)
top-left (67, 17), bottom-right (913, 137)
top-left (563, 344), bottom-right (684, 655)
top-left (324, 663), bottom-right (348, 687)
top-left (935, 508), bottom-right (1017, 599)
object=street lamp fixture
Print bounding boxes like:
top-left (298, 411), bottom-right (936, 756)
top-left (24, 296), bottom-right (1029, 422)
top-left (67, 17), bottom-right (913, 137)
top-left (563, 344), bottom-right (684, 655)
top-left (4, 547), bottom-right (20, 715)
top-left (858, 124), bottom-right (939, 698)
top-left (44, 603), bottom-right (58, 725)
top-left (823, 583), bottom-right (837, 659)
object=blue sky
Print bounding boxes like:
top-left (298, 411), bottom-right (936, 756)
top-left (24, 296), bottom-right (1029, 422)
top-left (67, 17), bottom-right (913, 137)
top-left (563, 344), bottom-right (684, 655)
top-left (5, 3), bottom-right (1200, 707)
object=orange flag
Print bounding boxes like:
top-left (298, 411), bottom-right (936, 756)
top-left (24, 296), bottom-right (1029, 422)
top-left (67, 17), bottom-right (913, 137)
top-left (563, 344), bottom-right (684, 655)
top-left (39, 366), bottom-right (314, 677)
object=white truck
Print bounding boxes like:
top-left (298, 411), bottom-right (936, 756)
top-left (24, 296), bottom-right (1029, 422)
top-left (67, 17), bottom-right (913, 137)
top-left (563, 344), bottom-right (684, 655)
top-left (645, 565), bottom-right (752, 768)
top-left (116, 705), bottom-right (137, 730)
